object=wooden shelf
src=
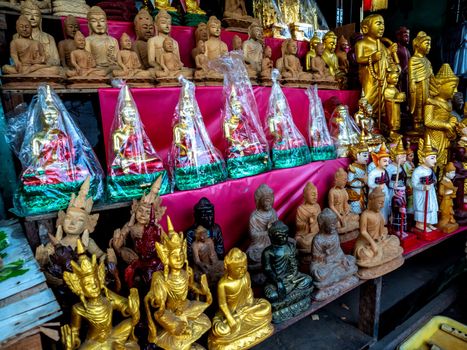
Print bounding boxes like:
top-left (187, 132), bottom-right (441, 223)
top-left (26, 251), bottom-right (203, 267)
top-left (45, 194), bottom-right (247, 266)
top-left (403, 228), bottom-right (467, 259)
top-left (1, 88), bottom-right (99, 95)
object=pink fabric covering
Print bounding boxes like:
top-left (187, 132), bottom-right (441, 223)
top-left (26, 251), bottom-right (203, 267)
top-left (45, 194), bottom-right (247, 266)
top-left (61, 19), bottom-right (310, 68)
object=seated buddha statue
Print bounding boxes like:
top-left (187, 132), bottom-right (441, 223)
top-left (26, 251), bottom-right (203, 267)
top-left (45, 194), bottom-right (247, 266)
top-left (155, 37), bottom-right (193, 83)
top-left (279, 39), bottom-right (313, 87)
top-left (310, 208), bottom-right (359, 301)
top-left (144, 217), bottom-right (212, 349)
top-left (208, 248), bottom-right (274, 350)
top-left (328, 168), bottom-right (360, 242)
top-left (263, 221), bottom-right (313, 323)
top-left (354, 187), bottom-right (404, 279)
top-left (192, 225), bottom-right (224, 287)
top-left (113, 33), bottom-right (152, 80)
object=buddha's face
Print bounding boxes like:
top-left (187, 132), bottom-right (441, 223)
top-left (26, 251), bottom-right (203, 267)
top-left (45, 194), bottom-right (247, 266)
top-left (163, 38), bottom-right (174, 52)
top-left (323, 36), bottom-right (336, 52)
top-left (120, 35), bottom-right (132, 50)
top-left (227, 260), bottom-right (247, 279)
top-left (323, 217), bottom-right (337, 235)
top-left (304, 187), bottom-right (318, 204)
top-left (63, 210), bottom-right (88, 236)
top-left (135, 204), bottom-right (151, 225)
top-left (136, 20), bottom-right (154, 41)
top-left (335, 173), bottom-right (347, 187)
top-left (196, 208), bottom-right (214, 228)
top-left (169, 248), bottom-right (185, 270)
top-left (209, 21), bottom-right (221, 37)
top-left (65, 20), bottom-right (79, 38)
top-left (438, 81), bottom-right (458, 100)
top-left (369, 195), bottom-right (385, 211)
top-left (42, 107), bottom-right (59, 129)
top-left (315, 43), bottom-right (324, 56)
top-left (81, 273), bottom-right (101, 298)
top-left (357, 151), bottom-right (369, 164)
top-left (310, 37), bottom-right (320, 49)
top-left (251, 26), bottom-right (263, 41)
top-left (264, 46), bottom-right (272, 58)
top-left (270, 229), bottom-right (288, 246)
top-left (197, 26), bottom-right (208, 41)
top-left (157, 17), bottom-right (171, 35)
top-left (378, 156), bottom-right (390, 168)
top-left (418, 39), bottom-right (431, 55)
top-left (23, 8), bottom-right (41, 28)
top-left (121, 106), bottom-right (137, 126)
top-left (287, 40), bottom-right (297, 54)
top-left (387, 71), bottom-right (400, 85)
top-left (424, 154), bottom-right (437, 168)
top-left (195, 229), bottom-right (207, 242)
top-left (89, 14), bottom-right (107, 35)
top-left (367, 16), bottom-right (385, 38)
top-left (17, 19), bottom-right (32, 38)
top-left (75, 34), bottom-right (86, 49)
top-left (260, 195), bottom-right (273, 211)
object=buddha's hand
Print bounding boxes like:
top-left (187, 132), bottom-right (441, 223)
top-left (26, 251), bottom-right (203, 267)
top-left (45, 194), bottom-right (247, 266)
top-left (371, 51), bottom-right (382, 63)
top-left (227, 315), bottom-right (239, 333)
top-left (61, 324), bottom-right (78, 350)
top-left (277, 279), bottom-right (286, 300)
top-left (200, 274), bottom-right (212, 304)
top-left (174, 319), bottom-right (189, 335)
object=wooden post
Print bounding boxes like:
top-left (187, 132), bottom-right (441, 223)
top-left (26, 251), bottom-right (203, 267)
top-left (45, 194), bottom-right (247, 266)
top-left (358, 276), bottom-right (382, 340)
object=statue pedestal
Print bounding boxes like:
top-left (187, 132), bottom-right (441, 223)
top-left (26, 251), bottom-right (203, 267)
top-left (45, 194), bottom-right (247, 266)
top-left (271, 288), bottom-right (312, 324)
top-left (312, 275), bottom-right (359, 302)
top-left (399, 233), bottom-right (419, 251)
top-left (339, 229), bottom-right (360, 243)
top-left (357, 255), bottom-right (404, 280)
top-left (412, 227), bottom-right (443, 241)
top-left (2, 75), bottom-right (65, 90)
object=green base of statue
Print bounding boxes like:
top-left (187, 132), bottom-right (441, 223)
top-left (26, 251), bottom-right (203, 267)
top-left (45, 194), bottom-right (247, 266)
top-left (227, 153), bottom-right (271, 179)
top-left (270, 288), bottom-right (312, 324)
top-left (184, 13), bottom-right (208, 26)
top-left (174, 161), bottom-right (226, 191)
top-left (272, 146), bottom-right (311, 169)
top-left (106, 170), bottom-right (170, 203)
top-left (310, 145), bottom-right (337, 161)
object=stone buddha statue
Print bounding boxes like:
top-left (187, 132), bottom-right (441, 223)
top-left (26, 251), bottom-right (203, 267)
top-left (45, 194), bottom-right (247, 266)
top-left (58, 15), bottom-right (79, 68)
top-left (191, 23), bottom-right (208, 60)
top-left (336, 35), bottom-right (350, 73)
top-left (155, 37), bottom-right (193, 83)
top-left (262, 221), bottom-right (313, 323)
top-left (310, 208), bottom-right (359, 301)
top-left (279, 39), bottom-right (313, 87)
top-left (113, 33), bottom-right (152, 80)
top-left (243, 21), bottom-right (264, 75)
top-left (192, 225), bottom-right (224, 286)
top-left (85, 6), bottom-right (119, 72)
top-left (328, 168), bottom-right (360, 242)
top-left (205, 16), bottom-right (228, 61)
top-left (208, 248), bottom-right (274, 350)
top-left (133, 8), bottom-right (154, 69)
top-left (354, 187), bottom-right (404, 279)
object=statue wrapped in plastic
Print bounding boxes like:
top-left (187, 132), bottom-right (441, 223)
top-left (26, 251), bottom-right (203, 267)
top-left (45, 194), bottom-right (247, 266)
top-left (210, 52), bottom-right (271, 178)
top-left (266, 69), bottom-right (310, 168)
top-left (328, 104), bottom-right (361, 158)
top-left (107, 85), bottom-right (169, 202)
top-left (169, 77), bottom-right (227, 190)
top-left (307, 85), bottom-right (336, 160)
top-left (7, 84), bottom-right (104, 216)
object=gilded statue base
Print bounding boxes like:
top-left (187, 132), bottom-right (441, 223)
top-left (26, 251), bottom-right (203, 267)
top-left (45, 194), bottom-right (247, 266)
top-left (412, 227), bottom-right (443, 241)
top-left (174, 161), bottom-right (226, 191)
top-left (208, 322), bottom-right (274, 350)
top-left (66, 76), bottom-right (111, 89)
top-left (1, 74), bottom-right (65, 90)
top-left (338, 229), bottom-right (360, 243)
top-left (185, 13), bottom-right (208, 27)
top-left (272, 146), bottom-right (311, 169)
top-left (312, 275), bottom-right (359, 302)
top-left (357, 255), bottom-right (404, 280)
top-left (106, 170), bottom-right (170, 202)
top-left (310, 146), bottom-right (337, 161)
top-left (227, 153), bottom-right (270, 179)
top-left (271, 289), bottom-right (312, 323)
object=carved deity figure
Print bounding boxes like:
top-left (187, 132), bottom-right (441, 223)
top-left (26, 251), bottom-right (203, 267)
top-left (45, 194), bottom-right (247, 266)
top-left (205, 16), bottom-right (228, 60)
top-left (328, 168), bottom-right (360, 241)
top-left (60, 240), bottom-right (140, 350)
top-left (280, 39), bottom-right (312, 83)
top-left (354, 187), bottom-right (404, 279)
top-left (322, 31), bottom-right (339, 77)
top-left (390, 186), bottom-right (408, 240)
top-left (261, 45), bottom-right (273, 80)
top-left (309, 42), bottom-right (334, 81)
top-left (192, 226), bottom-right (224, 286)
top-left (156, 37), bottom-right (192, 79)
top-left (409, 31), bottom-right (435, 131)
top-left (295, 182), bottom-right (321, 264)
top-left (368, 143), bottom-right (391, 223)
top-left (194, 40), bottom-right (209, 79)
top-left (144, 217), bottom-right (212, 349)
top-left (305, 34), bottom-right (321, 71)
top-left (262, 221), bottom-right (313, 323)
top-left (66, 31), bottom-right (108, 78)
top-left (347, 135), bottom-right (369, 214)
top-left (58, 15), bottom-right (79, 68)
top-left (208, 248), bottom-right (274, 350)
top-left (133, 8), bottom-right (154, 69)
top-left (243, 21), bottom-right (263, 75)
top-left (336, 35), bottom-right (350, 73)
top-left (311, 208), bottom-right (359, 301)
top-left (384, 66), bottom-right (406, 139)
top-left (85, 6), bottom-right (119, 72)
top-left (387, 138), bottom-right (407, 199)
top-left (114, 33), bottom-right (152, 78)
top-left (191, 22), bottom-right (208, 60)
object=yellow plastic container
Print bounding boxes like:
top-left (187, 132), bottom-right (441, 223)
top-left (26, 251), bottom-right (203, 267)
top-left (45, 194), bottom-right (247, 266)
top-left (399, 316), bottom-right (467, 350)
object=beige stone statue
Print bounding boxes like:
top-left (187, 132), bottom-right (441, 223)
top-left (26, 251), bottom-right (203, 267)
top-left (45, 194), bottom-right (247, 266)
top-left (194, 40), bottom-right (209, 80)
top-left (232, 35), bottom-right (243, 51)
top-left (113, 33), bottom-right (152, 79)
top-left (133, 8), bottom-right (154, 69)
top-left (310, 43), bottom-right (334, 81)
top-left (243, 21), bottom-right (263, 75)
top-left (336, 35), bottom-right (350, 74)
top-left (155, 37), bottom-right (193, 83)
top-left (205, 16), bottom-right (228, 60)
top-left (260, 45), bottom-right (273, 82)
top-left (66, 31), bottom-right (108, 78)
top-left (191, 22), bottom-right (208, 61)
top-left (328, 168), bottom-right (360, 242)
top-left (354, 187), bottom-right (404, 279)
top-left (192, 225), bottom-right (224, 286)
top-left (18, 1), bottom-right (59, 66)
top-left (295, 182), bottom-right (321, 265)
top-left (279, 39), bottom-right (312, 87)
top-left (58, 15), bottom-right (79, 68)
top-left (223, 0), bottom-right (255, 30)
top-left (85, 6), bottom-right (119, 72)
top-left (52, 0), bottom-right (89, 18)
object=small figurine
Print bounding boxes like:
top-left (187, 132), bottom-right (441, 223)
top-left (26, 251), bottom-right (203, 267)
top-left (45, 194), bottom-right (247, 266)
top-left (384, 66), bottom-right (406, 140)
top-left (133, 8), bottom-right (154, 69)
top-left (409, 31), bottom-right (435, 131)
top-left (247, 184), bottom-right (278, 285)
top-left (155, 37), bottom-right (193, 84)
top-left (144, 217), bottom-right (212, 349)
top-left (305, 34), bottom-right (321, 71)
top-left (412, 135), bottom-right (440, 239)
top-left (322, 31), bottom-right (339, 77)
top-left (243, 22), bottom-right (264, 76)
top-left (113, 33), bottom-right (153, 83)
top-left (336, 35), bottom-right (350, 74)
top-left (205, 16), bottom-right (229, 60)
top-left (194, 40), bottom-right (209, 81)
top-left (60, 240), bottom-right (140, 350)
top-left (328, 104), bottom-right (361, 158)
top-left (354, 187), bottom-right (404, 279)
top-left (278, 39), bottom-right (313, 87)
top-left (260, 45), bottom-right (274, 83)
top-left (451, 147), bottom-right (467, 225)
top-left (232, 34), bottom-right (243, 51)
top-left (328, 168), bottom-right (360, 242)
top-left (223, 0), bottom-right (255, 30)
top-left (403, 143), bottom-right (416, 214)
top-left (208, 248), bottom-right (274, 350)
top-left (186, 197), bottom-right (224, 261)
top-left (191, 22), bottom-right (208, 61)
top-left (368, 143), bottom-right (391, 224)
top-left (347, 134), bottom-right (369, 215)
top-left (390, 185), bottom-right (415, 249)
top-left (85, 6), bottom-right (119, 72)
top-left (387, 138), bottom-right (407, 199)
top-left (262, 221), bottom-right (313, 323)
top-left (310, 208), bottom-right (359, 301)
top-left (58, 15), bottom-right (79, 68)
top-left (192, 225), bottom-right (224, 286)
top-left (309, 42), bottom-right (338, 89)
top-left (295, 182), bottom-right (321, 266)
top-left (437, 162), bottom-right (459, 233)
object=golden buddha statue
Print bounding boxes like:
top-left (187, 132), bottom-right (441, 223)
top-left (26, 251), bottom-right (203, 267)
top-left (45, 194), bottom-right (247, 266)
top-left (384, 65), bottom-right (406, 140)
top-left (144, 217), bottom-right (212, 349)
top-left (61, 240), bottom-right (140, 350)
top-left (438, 162), bottom-right (459, 234)
top-left (185, 0), bottom-right (206, 15)
top-left (418, 64), bottom-right (458, 174)
top-left (154, 0), bottom-right (177, 12)
top-left (408, 31), bottom-right (435, 131)
top-left (305, 34), bottom-right (321, 71)
top-left (208, 248), bottom-right (274, 350)
top-left (322, 31), bottom-right (339, 77)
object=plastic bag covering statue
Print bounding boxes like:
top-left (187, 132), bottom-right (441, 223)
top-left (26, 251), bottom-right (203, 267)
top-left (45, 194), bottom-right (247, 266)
top-left (328, 104), bottom-right (361, 158)
top-left (306, 84), bottom-right (336, 161)
top-left (209, 51), bottom-right (271, 178)
top-left (7, 84), bottom-right (103, 216)
top-left (453, 21), bottom-right (467, 77)
top-left (266, 69), bottom-right (310, 168)
top-left (107, 85), bottom-right (169, 202)
top-left (169, 76), bottom-right (227, 190)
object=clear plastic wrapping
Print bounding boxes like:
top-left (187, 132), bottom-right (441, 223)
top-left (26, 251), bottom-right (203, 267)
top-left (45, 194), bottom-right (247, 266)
top-left (106, 85), bottom-right (170, 202)
top-left (209, 51), bottom-right (271, 179)
top-left (306, 85), bottom-right (336, 161)
top-left (6, 84), bottom-right (104, 216)
top-left (328, 104), bottom-right (361, 158)
top-left (266, 69), bottom-right (310, 168)
top-left (169, 76), bottom-right (227, 191)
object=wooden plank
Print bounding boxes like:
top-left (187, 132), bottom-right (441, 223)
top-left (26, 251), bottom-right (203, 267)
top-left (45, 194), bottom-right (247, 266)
top-left (358, 276), bottom-right (382, 339)
top-left (2, 333), bottom-right (42, 350)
